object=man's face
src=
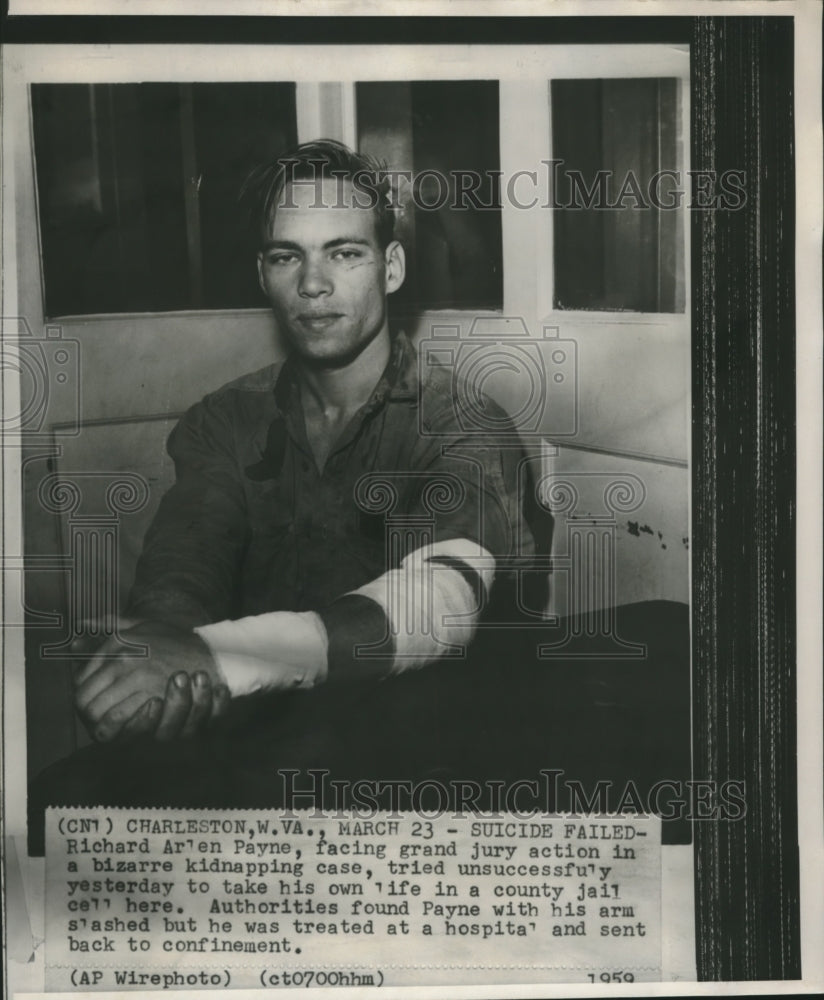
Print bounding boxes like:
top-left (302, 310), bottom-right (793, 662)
top-left (257, 178), bottom-right (405, 368)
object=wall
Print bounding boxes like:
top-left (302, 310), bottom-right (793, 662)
top-left (539, 316), bottom-right (690, 618)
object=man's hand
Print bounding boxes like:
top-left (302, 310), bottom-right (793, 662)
top-left (75, 623), bottom-right (230, 743)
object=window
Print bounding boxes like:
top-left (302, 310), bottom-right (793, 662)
top-left (31, 83), bottom-right (297, 317)
top-left (357, 80), bottom-right (503, 311)
top-left (550, 78), bottom-right (685, 313)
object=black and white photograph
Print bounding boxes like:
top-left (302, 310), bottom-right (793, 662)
top-left (1, 4), bottom-right (821, 996)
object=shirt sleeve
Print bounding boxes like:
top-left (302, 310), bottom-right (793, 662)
top-left (401, 391), bottom-right (546, 624)
top-left (125, 392), bottom-right (250, 628)
top-left (405, 392), bottom-right (536, 565)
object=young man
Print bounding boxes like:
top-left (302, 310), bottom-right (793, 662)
top-left (73, 140), bottom-right (535, 744)
top-left (31, 141), bottom-right (689, 860)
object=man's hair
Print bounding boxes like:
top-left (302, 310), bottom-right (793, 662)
top-left (241, 139), bottom-right (396, 250)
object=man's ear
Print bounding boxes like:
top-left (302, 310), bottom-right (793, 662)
top-left (384, 240), bottom-right (406, 294)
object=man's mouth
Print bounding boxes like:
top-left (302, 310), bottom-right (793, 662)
top-left (297, 312), bottom-right (343, 330)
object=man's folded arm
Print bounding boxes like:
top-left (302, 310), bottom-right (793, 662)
top-left (193, 538), bottom-right (495, 696)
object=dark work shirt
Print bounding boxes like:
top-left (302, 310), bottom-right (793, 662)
top-left (126, 332), bottom-right (536, 628)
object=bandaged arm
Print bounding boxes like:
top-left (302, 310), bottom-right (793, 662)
top-left (193, 539), bottom-right (494, 697)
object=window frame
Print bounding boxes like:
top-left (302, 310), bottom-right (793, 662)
top-left (498, 44), bottom-right (690, 325)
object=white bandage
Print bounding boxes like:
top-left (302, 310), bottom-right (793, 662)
top-left (349, 538), bottom-right (495, 672)
top-left (194, 611), bottom-right (328, 697)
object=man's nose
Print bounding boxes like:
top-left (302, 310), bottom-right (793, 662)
top-left (298, 257), bottom-right (333, 297)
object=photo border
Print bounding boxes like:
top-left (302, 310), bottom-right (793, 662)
top-left (1, 5), bottom-right (820, 993)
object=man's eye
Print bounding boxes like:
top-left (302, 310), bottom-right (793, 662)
top-left (267, 253), bottom-right (297, 266)
top-left (332, 249), bottom-right (363, 261)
